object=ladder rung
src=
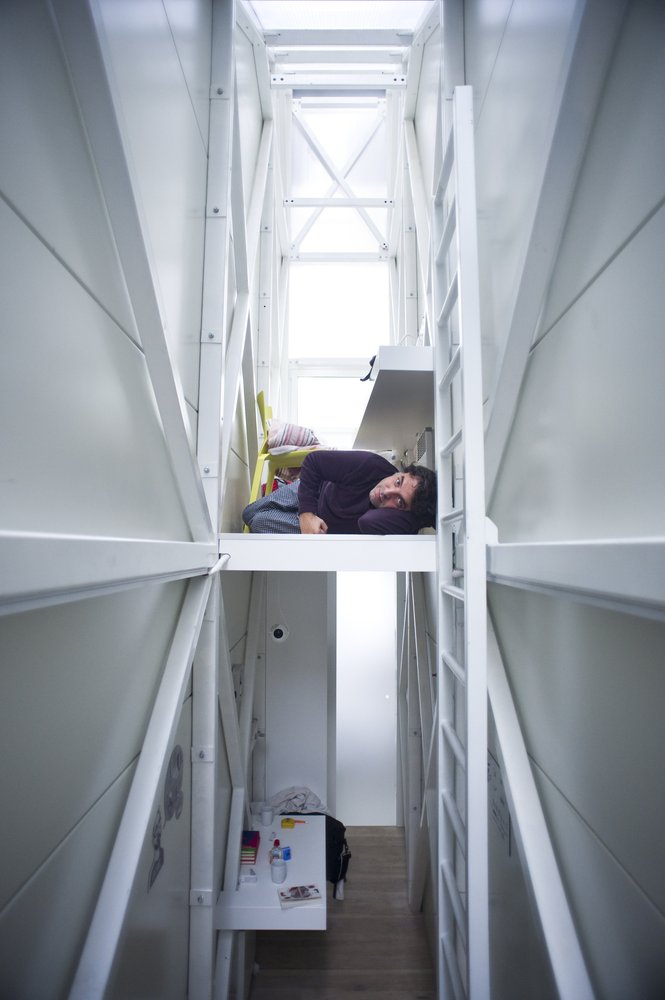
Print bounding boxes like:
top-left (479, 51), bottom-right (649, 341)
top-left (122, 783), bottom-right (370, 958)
top-left (438, 345), bottom-right (460, 392)
top-left (441, 649), bottom-right (465, 685)
top-left (441, 719), bottom-right (465, 767)
top-left (440, 427), bottom-right (462, 458)
top-left (441, 582), bottom-right (465, 602)
top-left (442, 789), bottom-right (467, 855)
top-left (441, 505), bottom-right (464, 525)
top-left (437, 271), bottom-right (458, 328)
top-left (435, 197), bottom-right (457, 264)
top-left (440, 859), bottom-right (468, 950)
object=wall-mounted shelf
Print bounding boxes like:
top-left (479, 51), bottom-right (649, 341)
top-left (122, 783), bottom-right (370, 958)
top-left (218, 533), bottom-right (436, 572)
top-left (353, 346), bottom-right (434, 460)
top-left (216, 815), bottom-right (326, 931)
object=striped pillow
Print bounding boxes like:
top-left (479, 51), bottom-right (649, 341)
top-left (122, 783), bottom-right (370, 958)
top-left (267, 419), bottom-right (319, 453)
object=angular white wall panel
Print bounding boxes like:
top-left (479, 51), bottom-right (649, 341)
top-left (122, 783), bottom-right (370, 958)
top-left (98, 0), bottom-right (209, 410)
top-left (490, 206), bottom-right (665, 542)
top-left (0, 582), bottom-right (186, 913)
top-left (164, 0), bottom-right (213, 148)
top-left (235, 26), bottom-right (266, 227)
top-left (0, 766), bottom-right (135, 1000)
top-left (489, 585), bottom-right (665, 919)
top-left (470, 0), bottom-right (578, 391)
top-left (535, 764), bottom-right (665, 1000)
top-left (106, 703), bottom-right (193, 1000)
top-left (413, 31), bottom-right (442, 199)
top-left (0, 201), bottom-right (191, 538)
top-left (541, 0), bottom-right (665, 333)
top-left (465, 0), bottom-right (514, 125)
top-left (0, 1), bottom-right (137, 344)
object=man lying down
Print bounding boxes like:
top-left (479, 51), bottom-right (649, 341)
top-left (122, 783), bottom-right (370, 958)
top-left (242, 449), bottom-right (437, 535)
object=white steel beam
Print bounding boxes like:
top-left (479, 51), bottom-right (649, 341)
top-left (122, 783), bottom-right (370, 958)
top-left (262, 29), bottom-right (414, 48)
top-left (272, 72), bottom-right (406, 90)
top-left (0, 531), bottom-right (215, 615)
top-left (487, 537), bottom-right (665, 620)
top-left (51, 0), bottom-right (212, 543)
top-left (404, 120), bottom-right (431, 319)
top-left (403, 2), bottom-right (439, 120)
top-left (271, 49), bottom-right (406, 66)
top-left (289, 252), bottom-right (390, 262)
top-left (198, 0), bottom-right (235, 529)
top-left (69, 576), bottom-right (212, 1000)
top-left (189, 578), bottom-right (221, 1000)
top-left (484, 0), bottom-right (628, 501)
top-left (217, 534), bottom-right (436, 572)
top-left (487, 617), bottom-right (595, 1000)
top-left (285, 197), bottom-right (393, 208)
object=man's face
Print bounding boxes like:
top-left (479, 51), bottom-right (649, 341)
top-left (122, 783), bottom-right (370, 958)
top-left (369, 472), bottom-right (419, 511)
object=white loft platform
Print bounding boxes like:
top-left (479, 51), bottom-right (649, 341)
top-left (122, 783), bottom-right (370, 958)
top-left (217, 533), bottom-right (436, 572)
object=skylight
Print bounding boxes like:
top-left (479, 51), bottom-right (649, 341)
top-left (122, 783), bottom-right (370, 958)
top-left (248, 1), bottom-right (433, 32)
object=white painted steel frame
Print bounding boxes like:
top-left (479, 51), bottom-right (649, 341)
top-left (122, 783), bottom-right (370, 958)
top-left (487, 535), bottom-right (665, 621)
top-left (432, 87), bottom-right (489, 999)
top-left (291, 109), bottom-right (388, 249)
top-left (0, 532), bottom-right (214, 615)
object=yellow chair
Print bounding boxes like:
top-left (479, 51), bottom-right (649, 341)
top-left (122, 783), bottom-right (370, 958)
top-left (244, 392), bottom-right (317, 531)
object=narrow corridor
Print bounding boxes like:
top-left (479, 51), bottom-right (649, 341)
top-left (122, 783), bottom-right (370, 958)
top-left (249, 826), bottom-right (435, 1000)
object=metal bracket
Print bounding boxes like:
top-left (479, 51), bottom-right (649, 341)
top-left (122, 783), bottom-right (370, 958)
top-left (190, 889), bottom-right (214, 907)
top-left (201, 329), bottom-right (223, 343)
top-left (199, 462), bottom-right (218, 478)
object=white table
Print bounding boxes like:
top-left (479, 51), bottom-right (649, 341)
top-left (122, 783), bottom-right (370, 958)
top-left (216, 815), bottom-right (327, 930)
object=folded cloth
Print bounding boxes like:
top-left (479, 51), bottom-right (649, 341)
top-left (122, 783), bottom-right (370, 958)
top-left (268, 786), bottom-right (327, 815)
top-left (242, 481), bottom-right (300, 534)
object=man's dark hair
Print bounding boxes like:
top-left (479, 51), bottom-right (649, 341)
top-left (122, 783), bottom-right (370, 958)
top-left (404, 463), bottom-right (437, 528)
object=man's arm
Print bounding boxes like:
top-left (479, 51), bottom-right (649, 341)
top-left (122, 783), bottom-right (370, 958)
top-left (299, 512), bottom-right (328, 534)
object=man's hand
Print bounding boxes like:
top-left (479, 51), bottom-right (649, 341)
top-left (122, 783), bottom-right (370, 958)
top-left (299, 512), bottom-right (328, 534)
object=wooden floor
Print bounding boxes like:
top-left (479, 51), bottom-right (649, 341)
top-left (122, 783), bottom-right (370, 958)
top-left (248, 826), bottom-right (436, 1000)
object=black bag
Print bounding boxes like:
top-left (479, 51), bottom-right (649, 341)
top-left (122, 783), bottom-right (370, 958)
top-left (321, 814), bottom-right (351, 897)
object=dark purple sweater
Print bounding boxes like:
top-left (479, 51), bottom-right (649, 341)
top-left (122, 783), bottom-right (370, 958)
top-left (297, 450), bottom-right (419, 535)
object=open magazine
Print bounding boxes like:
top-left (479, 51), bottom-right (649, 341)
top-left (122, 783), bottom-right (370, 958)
top-left (277, 884), bottom-right (322, 909)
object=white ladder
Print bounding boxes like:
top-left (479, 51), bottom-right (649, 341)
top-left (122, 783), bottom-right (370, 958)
top-left (431, 86), bottom-right (489, 999)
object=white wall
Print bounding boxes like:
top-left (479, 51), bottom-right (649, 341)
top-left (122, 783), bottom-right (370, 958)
top-left (264, 574), bottom-right (332, 804)
top-left (0, 1), bottom-right (239, 997)
top-left (336, 573), bottom-right (397, 825)
top-left (472, 0), bottom-right (665, 996)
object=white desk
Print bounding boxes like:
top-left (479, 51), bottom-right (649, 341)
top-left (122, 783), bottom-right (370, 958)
top-left (353, 345), bottom-right (434, 459)
top-left (216, 815), bottom-right (327, 930)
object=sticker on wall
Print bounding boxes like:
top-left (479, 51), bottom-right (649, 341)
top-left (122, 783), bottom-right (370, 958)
top-left (148, 744), bottom-right (185, 891)
top-left (488, 750), bottom-right (511, 854)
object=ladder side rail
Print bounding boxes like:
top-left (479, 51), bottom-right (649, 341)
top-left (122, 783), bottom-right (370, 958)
top-left (487, 617), bottom-right (596, 999)
top-left (453, 84), bottom-right (490, 1000)
top-left (69, 577), bottom-right (212, 1000)
top-left (432, 94), bottom-right (463, 997)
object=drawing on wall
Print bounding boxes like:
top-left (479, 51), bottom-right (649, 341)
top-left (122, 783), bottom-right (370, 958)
top-left (148, 744), bottom-right (185, 890)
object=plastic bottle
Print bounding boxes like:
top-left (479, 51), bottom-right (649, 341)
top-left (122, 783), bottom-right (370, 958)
top-left (269, 839), bottom-right (281, 861)
top-left (269, 838), bottom-right (292, 862)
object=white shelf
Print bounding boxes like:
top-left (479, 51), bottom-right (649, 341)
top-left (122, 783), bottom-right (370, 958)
top-left (353, 345), bottom-right (434, 459)
top-left (218, 533), bottom-right (436, 572)
top-left (216, 815), bottom-right (327, 930)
